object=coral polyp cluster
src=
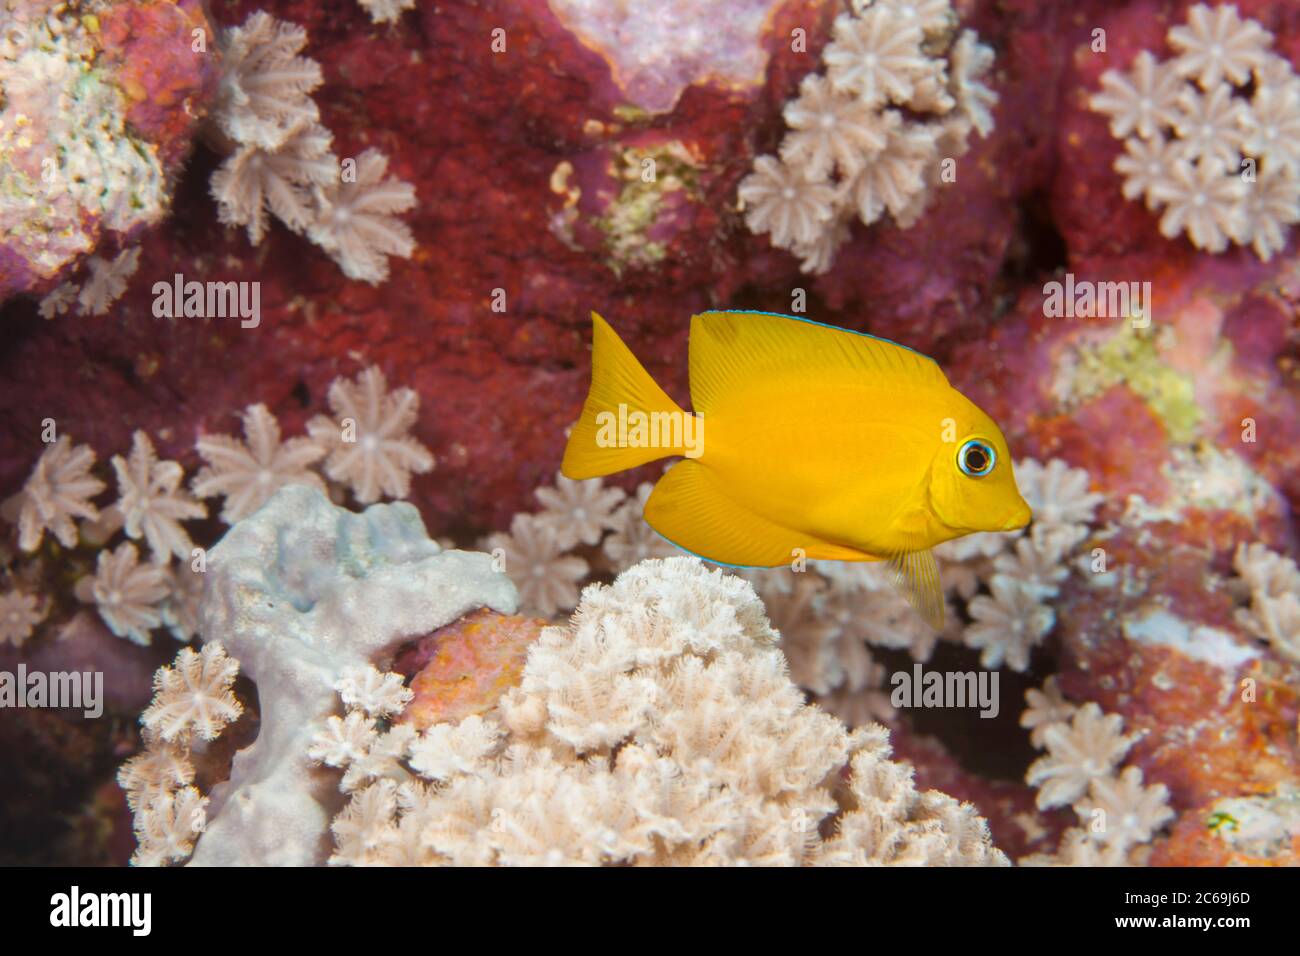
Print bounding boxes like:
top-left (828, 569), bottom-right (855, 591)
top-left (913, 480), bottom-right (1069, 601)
top-left (1090, 3), bottom-right (1300, 259)
top-left (738, 0), bottom-right (997, 272)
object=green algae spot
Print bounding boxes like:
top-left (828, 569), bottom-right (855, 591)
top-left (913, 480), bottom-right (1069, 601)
top-left (611, 104), bottom-right (653, 125)
top-left (1069, 324), bottom-right (1203, 443)
top-left (1206, 811), bottom-right (1238, 833)
top-left (595, 141), bottom-right (699, 275)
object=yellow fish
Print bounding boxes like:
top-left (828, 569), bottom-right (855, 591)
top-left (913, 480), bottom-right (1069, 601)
top-left (561, 310), bottom-right (1032, 627)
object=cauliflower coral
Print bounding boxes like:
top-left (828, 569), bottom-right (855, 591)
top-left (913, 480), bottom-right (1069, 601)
top-left (320, 558), bottom-right (1006, 865)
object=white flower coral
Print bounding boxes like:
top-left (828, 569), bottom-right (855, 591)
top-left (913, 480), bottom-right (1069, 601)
top-left (76, 246), bottom-right (140, 316)
top-left (1091, 3), bottom-right (1300, 260)
top-left (141, 643), bottom-right (243, 743)
top-left (825, 7), bottom-right (926, 107)
top-left (738, 155), bottom-right (837, 249)
top-left (112, 430), bottom-right (206, 564)
top-left (120, 644), bottom-right (242, 866)
top-left (307, 366), bottom-right (435, 503)
top-left (739, 0), bottom-right (997, 273)
top-left (211, 122), bottom-right (338, 244)
top-left (192, 403), bottom-right (327, 524)
top-left (533, 472), bottom-right (626, 549)
top-left (307, 148), bottom-right (418, 285)
top-left (1073, 765), bottom-right (1174, 853)
top-left (206, 12), bottom-right (417, 285)
top-left (602, 482), bottom-right (679, 570)
top-left (963, 574), bottom-right (1053, 671)
top-left (485, 513), bottom-right (588, 618)
top-left (0, 587), bottom-right (47, 648)
top-left (1232, 542), bottom-right (1300, 663)
top-left (79, 542), bottom-right (170, 645)
top-left (10, 436), bottom-right (106, 552)
top-left (213, 11), bottom-right (323, 151)
top-left (781, 75), bottom-right (895, 180)
top-left (1026, 702), bottom-right (1136, 810)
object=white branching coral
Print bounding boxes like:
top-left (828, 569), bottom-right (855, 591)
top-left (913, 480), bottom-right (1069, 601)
top-left (192, 403), bottom-right (327, 524)
top-left (10, 436), bottom-right (106, 552)
top-left (112, 431), bottom-right (206, 564)
top-left (77, 542), bottom-right (170, 645)
top-left (1026, 702), bottom-right (1136, 810)
top-left (315, 557), bottom-right (1006, 866)
top-left (307, 366), bottom-right (435, 504)
top-left (307, 149), bottom-right (418, 285)
top-left (485, 513), bottom-right (589, 618)
top-left (213, 12), bottom-right (323, 151)
top-left (142, 643), bottom-right (243, 743)
top-left (1232, 542), bottom-right (1300, 663)
top-left (739, 0), bottom-right (997, 272)
top-left (1091, 3), bottom-right (1300, 260)
top-left (0, 586), bottom-right (47, 648)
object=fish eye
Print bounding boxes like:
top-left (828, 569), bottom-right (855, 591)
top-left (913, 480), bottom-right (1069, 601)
top-left (957, 439), bottom-right (996, 478)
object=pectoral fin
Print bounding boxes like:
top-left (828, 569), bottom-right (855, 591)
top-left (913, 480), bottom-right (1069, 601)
top-left (887, 549), bottom-right (945, 629)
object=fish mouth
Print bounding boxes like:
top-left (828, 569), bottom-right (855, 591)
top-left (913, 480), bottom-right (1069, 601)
top-left (998, 500), bottom-right (1032, 532)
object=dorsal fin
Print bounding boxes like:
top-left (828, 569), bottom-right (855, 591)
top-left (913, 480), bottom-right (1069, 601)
top-left (688, 310), bottom-right (948, 415)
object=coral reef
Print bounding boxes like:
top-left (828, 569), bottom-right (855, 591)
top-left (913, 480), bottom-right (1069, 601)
top-left (128, 549), bottom-right (1006, 866)
top-left (1, 0), bottom-right (219, 302)
top-left (3, 0), bottom-right (1300, 870)
top-left (172, 485), bottom-right (515, 865)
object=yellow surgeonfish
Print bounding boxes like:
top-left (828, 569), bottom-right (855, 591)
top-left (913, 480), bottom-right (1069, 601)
top-left (561, 310), bottom-right (1032, 627)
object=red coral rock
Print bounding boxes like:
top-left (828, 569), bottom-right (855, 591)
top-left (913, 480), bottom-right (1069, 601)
top-left (395, 608), bottom-right (543, 729)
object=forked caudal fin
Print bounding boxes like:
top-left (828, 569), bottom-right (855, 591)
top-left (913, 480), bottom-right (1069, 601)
top-left (561, 312), bottom-right (699, 480)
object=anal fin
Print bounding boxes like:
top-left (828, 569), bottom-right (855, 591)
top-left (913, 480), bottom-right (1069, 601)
top-left (645, 460), bottom-right (863, 568)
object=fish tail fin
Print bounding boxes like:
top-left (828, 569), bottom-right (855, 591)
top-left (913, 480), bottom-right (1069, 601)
top-left (561, 312), bottom-right (692, 480)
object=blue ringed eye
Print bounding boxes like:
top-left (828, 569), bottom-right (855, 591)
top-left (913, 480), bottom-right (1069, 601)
top-left (958, 439), bottom-right (996, 478)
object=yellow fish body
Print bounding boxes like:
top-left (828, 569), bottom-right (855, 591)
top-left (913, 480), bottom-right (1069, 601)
top-left (561, 310), bottom-right (1032, 626)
